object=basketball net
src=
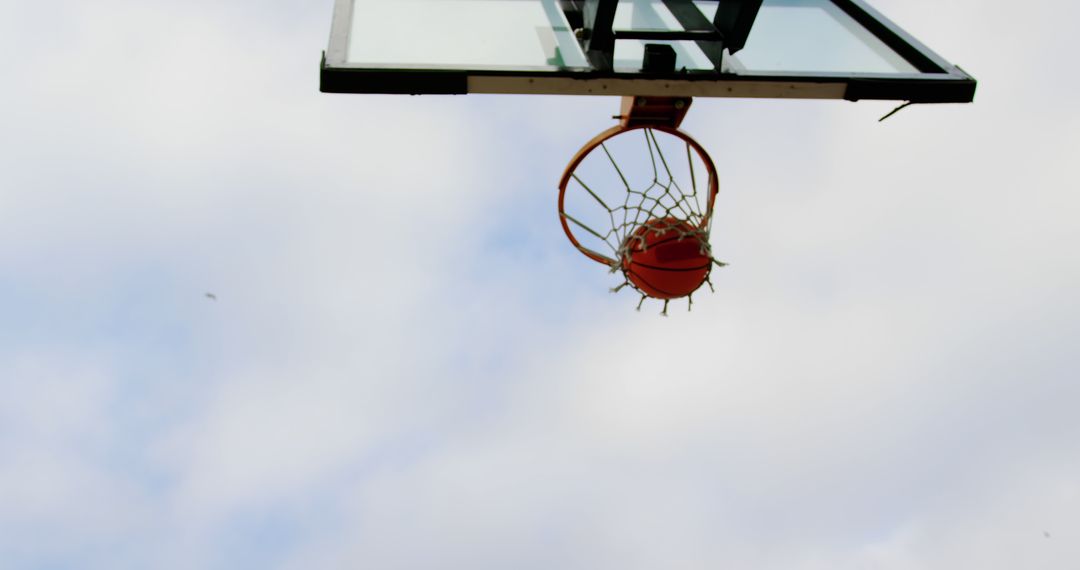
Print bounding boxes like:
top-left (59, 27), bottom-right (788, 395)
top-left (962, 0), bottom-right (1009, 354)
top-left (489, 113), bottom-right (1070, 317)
top-left (559, 97), bottom-right (726, 315)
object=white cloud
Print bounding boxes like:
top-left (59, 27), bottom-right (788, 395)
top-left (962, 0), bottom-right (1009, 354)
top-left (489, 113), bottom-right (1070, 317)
top-left (1, 0), bottom-right (1078, 568)
top-left (0, 351), bottom-right (156, 566)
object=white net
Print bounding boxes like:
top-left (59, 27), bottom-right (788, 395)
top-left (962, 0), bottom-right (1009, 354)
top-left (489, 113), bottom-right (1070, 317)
top-left (560, 127), bottom-right (725, 313)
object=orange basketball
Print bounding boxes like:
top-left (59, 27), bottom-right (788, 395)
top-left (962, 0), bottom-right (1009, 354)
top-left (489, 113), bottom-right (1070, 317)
top-left (621, 217), bottom-right (712, 299)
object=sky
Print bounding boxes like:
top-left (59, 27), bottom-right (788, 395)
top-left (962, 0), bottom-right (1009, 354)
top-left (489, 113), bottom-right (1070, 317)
top-left (1, 0), bottom-right (1078, 568)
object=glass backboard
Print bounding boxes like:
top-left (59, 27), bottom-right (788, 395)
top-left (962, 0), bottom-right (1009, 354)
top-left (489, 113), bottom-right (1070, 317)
top-left (321, 0), bottom-right (975, 102)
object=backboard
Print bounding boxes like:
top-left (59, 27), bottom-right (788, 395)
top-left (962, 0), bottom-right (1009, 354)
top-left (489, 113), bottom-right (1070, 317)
top-left (321, 0), bottom-right (976, 102)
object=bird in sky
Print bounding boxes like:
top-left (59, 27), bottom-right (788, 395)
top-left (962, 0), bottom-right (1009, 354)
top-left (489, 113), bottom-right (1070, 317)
top-left (205, 292), bottom-right (217, 301)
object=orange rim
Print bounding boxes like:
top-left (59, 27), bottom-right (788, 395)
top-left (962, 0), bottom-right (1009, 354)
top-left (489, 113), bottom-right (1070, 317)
top-left (557, 125), bottom-right (720, 266)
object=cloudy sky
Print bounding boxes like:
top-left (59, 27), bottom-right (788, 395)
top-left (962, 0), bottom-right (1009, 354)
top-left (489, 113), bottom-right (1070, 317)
top-left (2, 0), bottom-right (1078, 568)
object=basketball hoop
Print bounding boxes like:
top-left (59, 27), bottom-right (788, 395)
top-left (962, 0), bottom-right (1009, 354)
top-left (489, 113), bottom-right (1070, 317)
top-left (558, 97), bottom-right (725, 314)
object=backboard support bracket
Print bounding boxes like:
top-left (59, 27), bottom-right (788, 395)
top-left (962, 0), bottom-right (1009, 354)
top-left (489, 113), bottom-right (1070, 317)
top-left (580, 0), bottom-right (619, 71)
top-left (659, 0), bottom-right (721, 70)
top-left (565, 0), bottom-right (763, 73)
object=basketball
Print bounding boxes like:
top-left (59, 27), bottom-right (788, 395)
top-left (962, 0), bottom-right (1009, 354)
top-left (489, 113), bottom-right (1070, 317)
top-left (621, 217), bottom-right (712, 299)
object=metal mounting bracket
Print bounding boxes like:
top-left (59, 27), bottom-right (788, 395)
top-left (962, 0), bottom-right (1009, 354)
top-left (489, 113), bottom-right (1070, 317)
top-left (617, 96), bottom-right (693, 128)
top-left (560, 0), bottom-right (763, 73)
